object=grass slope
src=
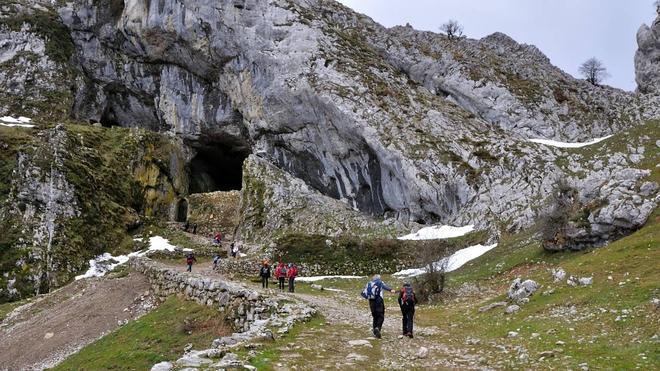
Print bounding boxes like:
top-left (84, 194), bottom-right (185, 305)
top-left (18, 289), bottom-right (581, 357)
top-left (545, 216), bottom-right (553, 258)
top-left (53, 296), bottom-right (230, 371)
top-left (419, 209), bottom-right (660, 369)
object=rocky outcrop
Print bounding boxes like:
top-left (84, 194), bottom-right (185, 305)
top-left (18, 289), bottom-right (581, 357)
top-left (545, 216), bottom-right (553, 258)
top-left (0, 124), bottom-right (187, 301)
top-left (236, 155), bottom-right (404, 241)
top-left (635, 5), bottom-right (660, 94)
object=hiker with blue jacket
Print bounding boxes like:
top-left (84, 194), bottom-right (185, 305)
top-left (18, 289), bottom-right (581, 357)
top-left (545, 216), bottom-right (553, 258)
top-left (398, 282), bottom-right (417, 338)
top-left (361, 274), bottom-right (396, 339)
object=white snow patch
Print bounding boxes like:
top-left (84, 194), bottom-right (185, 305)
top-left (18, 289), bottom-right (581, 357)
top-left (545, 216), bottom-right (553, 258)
top-left (296, 275), bottom-right (365, 282)
top-left (528, 135), bottom-right (612, 149)
top-left (323, 287), bottom-right (345, 292)
top-left (75, 253), bottom-right (131, 280)
top-left (76, 236), bottom-right (189, 280)
top-left (146, 236), bottom-right (178, 252)
top-left (394, 243), bottom-right (498, 278)
top-left (398, 225), bottom-right (474, 241)
top-left (0, 116), bottom-right (34, 128)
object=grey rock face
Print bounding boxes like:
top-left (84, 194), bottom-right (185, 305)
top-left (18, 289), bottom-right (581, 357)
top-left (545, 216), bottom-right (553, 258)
top-left (1, 126), bottom-right (79, 298)
top-left (635, 6), bottom-right (660, 94)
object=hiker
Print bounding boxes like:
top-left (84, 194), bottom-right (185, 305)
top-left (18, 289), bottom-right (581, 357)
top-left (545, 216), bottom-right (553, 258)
top-left (231, 243), bottom-right (239, 258)
top-left (213, 232), bottom-right (222, 245)
top-left (192, 223), bottom-right (198, 234)
top-left (212, 253), bottom-right (221, 271)
top-left (361, 274), bottom-right (396, 339)
top-left (184, 221), bottom-right (190, 232)
top-left (186, 252), bottom-right (197, 272)
top-left (398, 281), bottom-right (417, 338)
top-left (275, 262), bottom-right (287, 291)
top-left (286, 263), bottom-right (298, 292)
top-left (260, 261), bottom-right (271, 289)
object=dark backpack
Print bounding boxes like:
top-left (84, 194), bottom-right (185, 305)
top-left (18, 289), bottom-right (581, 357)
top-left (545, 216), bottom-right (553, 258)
top-left (401, 286), bottom-right (415, 305)
top-left (361, 281), bottom-right (382, 300)
top-left (260, 266), bottom-right (269, 276)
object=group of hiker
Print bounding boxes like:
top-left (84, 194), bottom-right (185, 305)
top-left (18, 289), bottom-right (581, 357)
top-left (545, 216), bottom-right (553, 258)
top-left (182, 228), bottom-right (416, 339)
top-left (362, 274), bottom-right (417, 339)
top-left (259, 261), bottom-right (298, 292)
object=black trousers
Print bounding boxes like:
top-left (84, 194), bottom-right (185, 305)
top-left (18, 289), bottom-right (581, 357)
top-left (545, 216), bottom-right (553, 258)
top-left (278, 277), bottom-right (286, 290)
top-left (400, 304), bottom-right (415, 335)
top-left (369, 299), bottom-right (385, 330)
top-left (288, 277), bottom-right (295, 292)
top-left (187, 264), bottom-right (192, 272)
top-left (261, 276), bottom-right (269, 288)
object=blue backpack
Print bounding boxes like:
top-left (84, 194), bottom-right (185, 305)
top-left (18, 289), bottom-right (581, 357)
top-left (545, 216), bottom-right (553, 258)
top-left (361, 281), bottom-right (382, 300)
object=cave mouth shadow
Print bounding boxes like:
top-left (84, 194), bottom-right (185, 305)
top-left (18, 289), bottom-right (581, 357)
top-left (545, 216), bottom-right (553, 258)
top-left (189, 143), bottom-right (250, 194)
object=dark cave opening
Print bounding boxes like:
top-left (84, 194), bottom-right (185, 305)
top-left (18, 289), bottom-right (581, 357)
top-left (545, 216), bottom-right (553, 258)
top-left (175, 199), bottom-right (188, 222)
top-left (189, 143), bottom-right (250, 194)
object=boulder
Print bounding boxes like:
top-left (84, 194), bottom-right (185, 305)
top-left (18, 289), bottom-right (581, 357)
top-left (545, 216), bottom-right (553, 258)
top-left (508, 278), bottom-right (539, 301)
top-left (505, 305), bottom-right (521, 314)
top-left (151, 362), bottom-right (173, 371)
top-left (552, 268), bottom-right (566, 282)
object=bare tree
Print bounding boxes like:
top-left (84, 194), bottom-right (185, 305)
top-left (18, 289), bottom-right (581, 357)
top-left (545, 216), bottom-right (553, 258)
top-left (579, 57), bottom-right (609, 85)
top-left (440, 19), bottom-right (463, 41)
top-left (540, 180), bottom-right (577, 252)
top-left (411, 244), bottom-right (450, 302)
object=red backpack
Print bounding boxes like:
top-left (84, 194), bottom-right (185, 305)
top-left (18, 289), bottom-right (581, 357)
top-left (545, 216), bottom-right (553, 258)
top-left (401, 286), bottom-right (415, 305)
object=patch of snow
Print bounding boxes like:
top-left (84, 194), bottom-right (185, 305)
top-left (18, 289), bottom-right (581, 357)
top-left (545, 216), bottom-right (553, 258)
top-left (528, 135), bottom-right (612, 149)
top-left (0, 116), bottom-right (34, 128)
top-left (75, 253), bottom-right (131, 280)
top-left (146, 236), bottom-right (178, 252)
top-left (1, 116), bottom-right (32, 123)
top-left (76, 236), bottom-right (188, 280)
top-left (296, 275), bottom-right (365, 282)
top-left (394, 243), bottom-right (498, 277)
top-left (398, 225), bottom-right (475, 241)
top-left (323, 287), bottom-right (345, 292)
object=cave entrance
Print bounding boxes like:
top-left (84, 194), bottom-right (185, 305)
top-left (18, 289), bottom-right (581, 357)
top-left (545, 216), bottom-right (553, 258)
top-left (175, 199), bottom-right (188, 222)
top-left (189, 143), bottom-right (250, 194)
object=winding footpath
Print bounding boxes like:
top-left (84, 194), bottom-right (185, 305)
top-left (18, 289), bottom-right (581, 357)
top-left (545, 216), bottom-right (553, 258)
top-left (164, 262), bottom-right (486, 370)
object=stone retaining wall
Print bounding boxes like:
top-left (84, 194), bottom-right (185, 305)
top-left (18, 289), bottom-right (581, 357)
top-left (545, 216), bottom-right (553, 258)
top-left (129, 257), bottom-right (280, 332)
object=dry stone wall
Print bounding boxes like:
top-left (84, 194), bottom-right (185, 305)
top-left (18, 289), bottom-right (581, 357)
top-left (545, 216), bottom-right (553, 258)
top-left (129, 257), bottom-right (284, 332)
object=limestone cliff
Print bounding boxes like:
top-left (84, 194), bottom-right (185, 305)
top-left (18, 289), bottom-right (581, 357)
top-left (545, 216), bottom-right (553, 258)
top-left (0, 0), bottom-right (658, 299)
top-left (636, 5), bottom-right (660, 94)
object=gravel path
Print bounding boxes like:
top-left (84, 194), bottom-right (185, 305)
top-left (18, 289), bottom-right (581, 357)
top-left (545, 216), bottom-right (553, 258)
top-left (0, 272), bottom-right (154, 371)
top-left (163, 261), bottom-right (487, 370)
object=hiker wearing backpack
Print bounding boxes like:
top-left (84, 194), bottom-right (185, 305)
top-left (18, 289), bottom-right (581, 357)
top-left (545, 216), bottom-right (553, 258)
top-left (286, 263), bottom-right (298, 292)
top-left (259, 261), bottom-right (271, 288)
top-left (275, 263), bottom-right (287, 291)
top-left (398, 282), bottom-right (417, 338)
top-left (186, 252), bottom-right (197, 272)
top-left (212, 253), bottom-right (221, 271)
top-left (361, 274), bottom-right (396, 339)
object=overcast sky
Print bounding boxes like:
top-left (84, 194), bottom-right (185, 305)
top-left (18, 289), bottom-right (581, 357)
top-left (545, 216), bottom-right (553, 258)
top-left (336, 0), bottom-right (658, 91)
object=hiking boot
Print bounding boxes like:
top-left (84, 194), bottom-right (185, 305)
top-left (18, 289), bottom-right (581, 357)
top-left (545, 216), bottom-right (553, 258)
top-left (374, 327), bottom-right (382, 339)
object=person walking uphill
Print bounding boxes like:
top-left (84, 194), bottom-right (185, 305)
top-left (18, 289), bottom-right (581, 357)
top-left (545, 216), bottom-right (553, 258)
top-left (287, 263), bottom-right (298, 292)
top-left (275, 263), bottom-right (287, 291)
top-left (398, 282), bottom-right (417, 338)
top-left (259, 261), bottom-right (271, 289)
top-left (186, 252), bottom-right (197, 272)
top-left (361, 274), bottom-right (396, 339)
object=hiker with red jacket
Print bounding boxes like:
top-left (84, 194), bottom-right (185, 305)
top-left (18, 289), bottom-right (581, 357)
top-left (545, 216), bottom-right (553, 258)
top-left (397, 281), bottom-right (417, 338)
top-left (213, 232), bottom-right (222, 245)
top-left (286, 263), bottom-right (298, 292)
top-left (275, 263), bottom-right (287, 291)
top-left (186, 252), bottom-right (197, 272)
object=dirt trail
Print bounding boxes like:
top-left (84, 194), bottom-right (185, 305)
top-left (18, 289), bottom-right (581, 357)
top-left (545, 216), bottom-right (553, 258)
top-left (164, 262), bottom-right (484, 370)
top-left (0, 272), bottom-right (154, 371)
